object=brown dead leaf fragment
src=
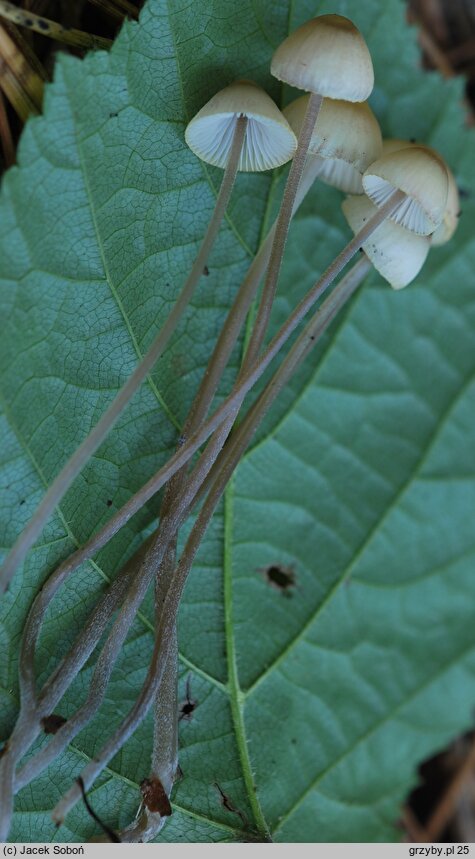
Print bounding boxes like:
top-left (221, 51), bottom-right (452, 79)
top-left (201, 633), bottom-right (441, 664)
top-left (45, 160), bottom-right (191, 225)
top-left (41, 713), bottom-right (67, 734)
top-left (140, 776), bottom-right (172, 817)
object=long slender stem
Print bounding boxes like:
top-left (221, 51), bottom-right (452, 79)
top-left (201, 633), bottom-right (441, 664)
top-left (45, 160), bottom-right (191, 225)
top-left (14, 517), bottom-right (181, 797)
top-left (34, 190), bottom-right (403, 582)
top-left (199, 257), bottom-right (373, 509)
top-left (150, 158), bottom-right (327, 715)
top-left (122, 544), bottom-right (179, 843)
top-left (14, 547), bottom-right (158, 794)
top-left (5, 193), bottom-right (402, 812)
top-left (49, 258), bottom-right (371, 828)
top-left (0, 116), bottom-right (248, 596)
top-left (242, 92), bottom-right (322, 370)
top-left (8, 161), bottom-right (326, 788)
top-left (158, 156), bottom-right (325, 534)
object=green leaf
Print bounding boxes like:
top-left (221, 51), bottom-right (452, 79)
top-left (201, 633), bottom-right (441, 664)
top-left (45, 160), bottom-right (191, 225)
top-left (1, 0), bottom-right (475, 843)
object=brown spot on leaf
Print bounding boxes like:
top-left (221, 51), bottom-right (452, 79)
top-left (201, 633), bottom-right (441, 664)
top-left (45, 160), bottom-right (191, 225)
top-left (41, 713), bottom-right (67, 734)
top-left (140, 776), bottom-right (172, 817)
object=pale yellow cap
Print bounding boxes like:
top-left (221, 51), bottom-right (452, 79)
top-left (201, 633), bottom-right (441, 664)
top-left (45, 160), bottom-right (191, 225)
top-left (362, 146), bottom-right (449, 235)
top-left (342, 195), bottom-right (431, 289)
top-left (185, 80), bottom-right (297, 171)
top-left (284, 95), bottom-right (382, 193)
top-left (380, 139), bottom-right (459, 244)
top-left (271, 14), bottom-right (374, 102)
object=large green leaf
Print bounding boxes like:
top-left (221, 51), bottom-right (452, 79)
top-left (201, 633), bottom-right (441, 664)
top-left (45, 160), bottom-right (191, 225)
top-left (1, 0), bottom-right (475, 843)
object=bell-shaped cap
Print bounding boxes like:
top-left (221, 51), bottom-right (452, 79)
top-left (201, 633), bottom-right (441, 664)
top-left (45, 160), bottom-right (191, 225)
top-left (284, 95), bottom-right (382, 193)
top-left (362, 146), bottom-right (449, 235)
top-left (342, 195), bottom-right (431, 289)
top-left (380, 139), bottom-right (460, 246)
top-left (184, 80), bottom-right (297, 172)
top-left (271, 14), bottom-right (374, 102)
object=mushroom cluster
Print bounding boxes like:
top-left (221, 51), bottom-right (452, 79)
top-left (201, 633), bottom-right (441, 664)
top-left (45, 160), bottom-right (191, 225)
top-left (184, 12), bottom-right (457, 293)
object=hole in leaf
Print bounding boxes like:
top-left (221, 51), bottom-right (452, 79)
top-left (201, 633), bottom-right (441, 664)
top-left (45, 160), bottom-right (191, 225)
top-left (262, 564), bottom-right (296, 596)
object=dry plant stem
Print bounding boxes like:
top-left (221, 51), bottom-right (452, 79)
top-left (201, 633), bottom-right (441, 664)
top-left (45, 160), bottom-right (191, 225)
top-left (243, 91), bottom-right (322, 370)
top-left (0, 1), bottom-right (112, 50)
top-left (87, 0), bottom-right (139, 21)
top-left (0, 88), bottom-right (16, 166)
top-left (49, 259), bottom-right (370, 828)
top-left (424, 735), bottom-right (475, 841)
top-left (0, 116), bottom-right (248, 596)
top-left (16, 190), bottom-right (404, 611)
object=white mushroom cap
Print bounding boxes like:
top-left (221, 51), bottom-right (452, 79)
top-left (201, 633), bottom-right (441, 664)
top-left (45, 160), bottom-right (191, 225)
top-left (342, 195), bottom-right (431, 289)
top-left (271, 14), bottom-right (374, 102)
top-left (362, 146), bottom-right (449, 235)
top-left (283, 95), bottom-right (382, 193)
top-left (184, 80), bottom-right (297, 172)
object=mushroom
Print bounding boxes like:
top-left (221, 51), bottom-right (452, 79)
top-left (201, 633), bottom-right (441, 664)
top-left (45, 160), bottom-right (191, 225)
top-left (243, 14), bottom-right (375, 367)
top-left (185, 79), bottom-right (297, 172)
top-left (379, 138), bottom-right (460, 245)
top-left (283, 94), bottom-right (383, 194)
top-left (342, 194), bottom-right (431, 289)
top-left (362, 145), bottom-right (449, 236)
top-left (271, 14), bottom-right (374, 102)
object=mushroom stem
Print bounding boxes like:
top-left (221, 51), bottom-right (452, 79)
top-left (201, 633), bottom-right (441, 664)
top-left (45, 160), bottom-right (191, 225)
top-left (242, 91), bottom-right (323, 369)
top-left (21, 189), bottom-right (405, 598)
top-left (152, 156), bottom-right (325, 605)
top-left (10, 158), bottom-right (326, 768)
top-left (194, 255), bottom-right (373, 513)
top-left (0, 116), bottom-right (248, 595)
top-left (5, 194), bottom-right (401, 828)
top-left (48, 256), bottom-right (372, 832)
